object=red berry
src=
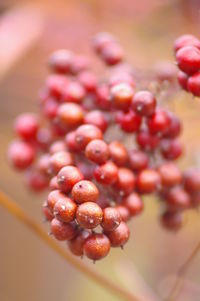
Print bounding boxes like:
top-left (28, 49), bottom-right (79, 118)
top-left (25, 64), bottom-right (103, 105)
top-left (119, 110), bottom-right (142, 133)
top-left (53, 197), bottom-right (77, 223)
top-left (111, 83), bottom-right (134, 110)
top-left (72, 180), bottom-right (99, 204)
top-left (42, 202), bottom-right (54, 221)
top-left (70, 55), bottom-right (89, 75)
top-left (137, 130), bottom-right (160, 151)
top-left (94, 161), bottom-right (118, 185)
top-left (101, 42), bottom-right (123, 66)
top-left (183, 168), bottom-right (200, 193)
top-left (50, 218), bottom-right (77, 241)
top-left (95, 84), bottom-right (111, 110)
top-left (47, 189), bottom-right (65, 212)
top-left (83, 233), bottom-right (110, 260)
top-left (148, 109), bottom-right (170, 135)
top-left (26, 168), bottom-right (49, 192)
top-left (68, 230), bottom-right (91, 256)
top-left (115, 168), bottom-right (136, 196)
top-left (137, 169), bottom-right (160, 194)
top-left (85, 139), bottom-right (109, 164)
top-left (187, 72), bottom-right (200, 96)
top-left (93, 32), bottom-right (115, 53)
top-left (42, 98), bottom-right (58, 120)
top-left (164, 113), bottom-right (182, 139)
top-left (123, 193), bottom-right (143, 216)
top-left (106, 221), bottom-right (130, 247)
top-left (160, 211), bottom-right (183, 231)
top-left (8, 140), bottom-right (35, 170)
top-left (116, 205), bottom-right (130, 222)
top-left (78, 71), bottom-right (97, 92)
top-left (36, 153), bottom-right (50, 176)
top-left (101, 207), bottom-right (121, 232)
top-left (65, 131), bottom-right (79, 152)
top-left (176, 46), bottom-right (200, 75)
top-left (174, 34), bottom-right (200, 52)
top-left (62, 81), bottom-right (85, 103)
top-left (46, 75), bottom-right (67, 99)
top-left (76, 202), bottom-right (103, 229)
top-left (166, 186), bottom-right (191, 210)
top-left (160, 139), bottom-right (183, 160)
top-left (57, 103), bottom-right (84, 128)
top-left (49, 176), bottom-right (59, 190)
top-left (132, 91), bottom-right (156, 116)
top-left (75, 124), bottom-right (103, 151)
top-left (158, 162), bottom-right (182, 188)
top-left (57, 166), bottom-right (84, 193)
top-left (129, 150), bottom-right (148, 172)
top-left (49, 140), bottom-right (66, 154)
top-left (49, 151), bottom-right (74, 174)
top-left (84, 110), bottom-right (108, 132)
top-left (48, 49), bottom-right (74, 74)
top-left (177, 71), bottom-right (188, 90)
top-left (109, 141), bottom-right (128, 166)
top-left (14, 113), bottom-right (39, 140)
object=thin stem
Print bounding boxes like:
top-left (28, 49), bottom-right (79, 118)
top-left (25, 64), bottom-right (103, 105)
top-left (0, 189), bottom-right (142, 301)
top-left (165, 241), bottom-right (200, 301)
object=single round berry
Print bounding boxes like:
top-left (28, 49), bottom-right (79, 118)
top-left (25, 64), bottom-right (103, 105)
top-left (136, 130), bottom-right (160, 151)
top-left (132, 91), bottom-right (156, 116)
top-left (166, 186), bottom-right (191, 210)
top-left (110, 83), bottom-right (134, 110)
top-left (101, 42), bottom-right (123, 66)
top-left (53, 197), bottom-right (77, 223)
top-left (50, 218), bottom-right (77, 241)
top-left (187, 72), bottom-right (200, 96)
top-left (106, 221), bottom-right (130, 247)
top-left (62, 81), bottom-right (85, 103)
top-left (36, 154), bottom-right (51, 176)
top-left (129, 150), bottom-right (148, 172)
top-left (49, 176), bottom-right (59, 190)
top-left (14, 113), bottom-right (39, 140)
top-left (76, 202), bottom-right (103, 229)
top-left (119, 110), bottom-right (142, 133)
top-left (85, 139), bottom-right (109, 164)
top-left (26, 168), bottom-right (49, 192)
top-left (94, 161), bottom-right (118, 185)
top-left (160, 139), bottom-right (183, 160)
top-left (183, 168), bottom-right (200, 193)
top-left (95, 84), bottom-right (111, 110)
top-left (57, 166), bottom-right (84, 193)
top-left (176, 46), bottom-right (200, 75)
top-left (174, 34), bottom-right (200, 52)
top-left (49, 140), bottom-right (66, 154)
top-left (65, 131), bottom-right (79, 152)
top-left (177, 71), bottom-right (188, 90)
top-left (158, 162), bottom-right (182, 188)
top-left (47, 189), bottom-right (65, 212)
top-left (78, 71), bottom-right (97, 92)
top-left (42, 97), bottom-right (58, 120)
top-left (115, 168), bottom-right (136, 196)
top-left (72, 180), bottom-right (99, 204)
top-left (83, 233), bottom-right (111, 260)
top-left (148, 109), bottom-right (170, 135)
top-left (49, 151), bottom-right (74, 174)
top-left (48, 49), bottom-right (74, 73)
top-left (70, 55), bottom-right (89, 75)
top-left (116, 205), bottom-right (130, 222)
top-left (46, 74), bottom-right (67, 99)
top-left (57, 102), bottom-right (84, 128)
top-left (164, 113), bottom-right (182, 139)
top-left (8, 140), bottom-right (35, 170)
top-left (109, 141), bottom-right (128, 166)
top-left (93, 32), bottom-right (115, 53)
top-left (123, 193), bottom-right (143, 216)
top-left (68, 230), bottom-right (91, 256)
top-left (137, 169), bottom-right (160, 194)
top-left (42, 202), bottom-right (54, 221)
top-left (75, 124), bottom-right (103, 151)
top-left (84, 110), bottom-right (108, 132)
top-left (101, 207), bottom-right (121, 232)
top-left (160, 211), bottom-right (183, 231)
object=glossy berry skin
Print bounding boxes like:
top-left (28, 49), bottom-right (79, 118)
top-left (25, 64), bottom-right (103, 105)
top-left (49, 176), bottom-right (59, 190)
top-left (160, 139), bottom-right (183, 160)
top-left (177, 71), bottom-right (188, 91)
top-left (166, 186), bottom-right (191, 210)
top-left (115, 168), bottom-right (136, 196)
top-left (8, 140), bottom-right (35, 170)
top-left (47, 190), bottom-right (65, 212)
top-left (78, 71), bottom-right (97, 92)
top-left (75, 124), bottom-right (103, 151)
top-left (62, 81), bottom-right (85, 103)
top-left (72, 180), bottom-right (99, 204)
top-left (136, 130), bottom-right (160, 151)
top-left (174, 34), bottom-right (200, 52)
top-left (68, 230), bottom-right (91, 256)
top-left (106, 221), bottom-right (130, 247)
top-left (176, 46), bottom-right (200, 75)
top-left (46, 75), bottom-right (67, 99)
top-left (148, 109), bottom-right (170, 135)
top-left (94, 161), bottom-right (118, 185)
top-left (119, 110), bottom-right (142, 133)
top-left (101, 207), bottom-right (121, 232)
top-left (49, 151), bottom-right (74, 174)
top-left (164, 113), bottom-right (182, 139)
top-left (49, 140), bottom-right (66, 154)
top-left (57, 166), bottom-right (84, 193)
top-left (65, 131), bottom-right (79, 152)
top-left (129, 150), bottom-right (148, 172)
top-left (187, 72), bottom-right (200, 96)
top-left (14, 113), bottom-right (39, 140)
top-left (101, 42), bottom-right (123, 66)
top-left (111, 83), bottom-right (134, 110)
top-left (137, 169), bottom-right (160, 194)
top-left (109, 141), bottom-right (128, 166)
top-left (84, 110), bottom-right (108, 132)
top-left (76, 202), bottom-right (103, 229)
top-left (26, 169), bottom-right (49, 192)
top-left (53, 197), bottom-right (77, 223)
top-left (50, 218), bottom-right (77, 241)
top-left (160, 211), bottom-right (182, 231)
top-left (83, 233), bottom-right (111, 260)
top-left (183, 168), bottom-right (200, 193)
top-left (48, 49), bottom-right (74, 74)
top-left (42, 203), bottom-right (54, 221)
top-left (57, 102), bottom-right (84, 128)
top-left (123, 193), bottom-right (143, 216)
top-left (132, 91), bottom-right (156, 117)
top-left (116, 205), bottom-right (130, 222)
top-left (158, 162), bottom-right (182, 188)
top-left (85, 139), bottom-right (109, 164)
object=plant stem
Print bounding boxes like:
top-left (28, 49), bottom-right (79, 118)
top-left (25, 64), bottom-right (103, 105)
top-left (0, 189), bottom-right (142, 301)
top-left (165, 241), bottom-right (200, 301)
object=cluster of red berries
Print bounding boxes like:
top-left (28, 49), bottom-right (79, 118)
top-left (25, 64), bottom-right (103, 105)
top-left (8, 33), bottom-right (200, 261)
top-left (175, 34), bottom-right (200, 96)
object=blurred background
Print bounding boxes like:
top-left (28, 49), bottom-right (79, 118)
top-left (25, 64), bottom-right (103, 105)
top-left (0, 0), bottom-right (200, 301)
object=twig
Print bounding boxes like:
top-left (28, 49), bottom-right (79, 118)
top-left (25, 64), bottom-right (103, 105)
top-left (0, 189), bottom-right (142, 301)
top-left (165, 241), bottom-right (200, 301)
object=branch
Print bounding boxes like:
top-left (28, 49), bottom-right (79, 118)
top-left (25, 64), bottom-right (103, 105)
top-left (0, 189), bottom-right (143, 301)
top-left (165, 241), bottom-right (200, 301)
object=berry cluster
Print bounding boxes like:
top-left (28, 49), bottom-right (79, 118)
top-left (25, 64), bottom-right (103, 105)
top-left (8, 33), bottom-right (200, 261)
top-left (175, 34), bottom-right (200, 96)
